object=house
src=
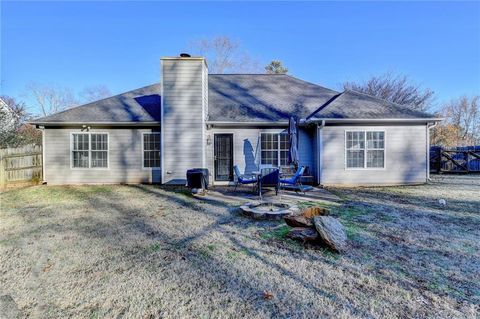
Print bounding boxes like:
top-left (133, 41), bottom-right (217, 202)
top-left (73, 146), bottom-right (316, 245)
top-left (31, 55), bottom-right (441, 186)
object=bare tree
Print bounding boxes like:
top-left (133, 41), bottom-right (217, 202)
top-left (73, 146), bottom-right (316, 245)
top-left (0, 95), bottom-right (29, 125)
top-left (433, 96), bottom-right (479, 146)
top-left (189, 36), bottom-right (261, 73)
top-left (26, 83), bottom-right (78, 117)
top-left (79, 85), bottom-right (111, 104)
top-left (343, 73), bottom-right (435, 112)
top-left (0, 95), bottom-right (41, 147)
top-left (265, 60), bottom-right (288, 74)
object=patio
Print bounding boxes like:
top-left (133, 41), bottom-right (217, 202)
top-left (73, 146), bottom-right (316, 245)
top-left (194, 184), bottom-right (341, 206)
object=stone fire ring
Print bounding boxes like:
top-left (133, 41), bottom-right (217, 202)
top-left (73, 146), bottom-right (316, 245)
top-left (240, 201), bottom-right (300, 220)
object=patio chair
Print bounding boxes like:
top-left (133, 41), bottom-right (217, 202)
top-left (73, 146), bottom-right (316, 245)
top-left (259, 167), bottom-right (280, 196)
top-left (234, 165), bottom-right (257, 191)
top-left (280, 166), bottom-right (309, 194)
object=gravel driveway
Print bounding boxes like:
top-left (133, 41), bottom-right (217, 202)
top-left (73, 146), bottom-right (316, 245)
top-left (0, 175), bottom-right (478, 318)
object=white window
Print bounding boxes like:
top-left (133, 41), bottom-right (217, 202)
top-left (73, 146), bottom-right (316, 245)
top-left (143, 133), bottom-right (161, 168)
top-left (260, 133), bottom-right (289, 167)
top-left (71, 133), bottom-right (108, 169)
top-left (346, 131), bottom-right (385, 169)
top-left (91, 134), bottom-right (108, 168)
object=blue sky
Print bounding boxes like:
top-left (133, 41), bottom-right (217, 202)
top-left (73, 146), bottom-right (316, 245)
top-left (1, 1), bottom-right (479, 114)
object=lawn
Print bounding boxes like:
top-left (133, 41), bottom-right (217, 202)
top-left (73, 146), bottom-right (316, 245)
top-left (0, 176), bottom-right (479, 318)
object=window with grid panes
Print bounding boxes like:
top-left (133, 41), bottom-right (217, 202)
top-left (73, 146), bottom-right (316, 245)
top-left (346, 131), bottom-right (385, 169)
top-left (72, 133), bottom-right (108, 168)
top-left (143, 133), bottom-right (161, 168)
top-left (260, 133), bottom-right (290, 167)
top-left (91, 134), bottom-right (108, 168)
top-left (366, 131), bottom-right (385, 168)
top-left (72, 133), bottom-right (90, 168)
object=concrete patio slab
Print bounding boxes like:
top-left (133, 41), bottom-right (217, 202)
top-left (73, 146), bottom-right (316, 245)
top-left (194, 185), bottom-right (342, 206)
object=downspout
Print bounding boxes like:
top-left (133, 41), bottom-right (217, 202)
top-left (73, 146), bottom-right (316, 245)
top-left (426, 122), bottom-right (438, 182)
top-left (317, 120), bottom-right (325, 185)
top-left (39, 126), bottom-right (46, 184)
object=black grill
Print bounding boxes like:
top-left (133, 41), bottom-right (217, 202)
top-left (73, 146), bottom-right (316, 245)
top-left (186, 168), bottom-right (209, 189)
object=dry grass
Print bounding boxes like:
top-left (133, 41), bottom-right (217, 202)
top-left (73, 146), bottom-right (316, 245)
top-left (0, 175), bottom-right (479, 318)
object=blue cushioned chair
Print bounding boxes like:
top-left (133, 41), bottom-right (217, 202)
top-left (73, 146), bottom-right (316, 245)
top-left (280, 166), bottom-right (305, 190)
top-left (234, 165), bottom-right (257, 191)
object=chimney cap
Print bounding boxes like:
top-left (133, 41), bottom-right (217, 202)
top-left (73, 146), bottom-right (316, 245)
top-left (180, 53), bottom-right (191, 58)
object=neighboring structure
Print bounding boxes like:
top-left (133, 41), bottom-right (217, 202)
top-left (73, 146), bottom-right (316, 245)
top-left (31, 55), bottom-right (442, 186)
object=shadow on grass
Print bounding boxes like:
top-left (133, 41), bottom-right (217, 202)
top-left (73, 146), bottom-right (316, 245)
top-left (3, 182), bottom-right (479, 315)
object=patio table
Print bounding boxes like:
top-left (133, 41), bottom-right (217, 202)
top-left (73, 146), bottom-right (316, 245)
top-left (252, 168), bottom-right (283, 200)
top-left (251, 170), bottom-right (263, 199)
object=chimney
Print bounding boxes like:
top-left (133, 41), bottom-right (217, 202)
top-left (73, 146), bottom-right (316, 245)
top-left (160, 54), bottom-right (208, 184)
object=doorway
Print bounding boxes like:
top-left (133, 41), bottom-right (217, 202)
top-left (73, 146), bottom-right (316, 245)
top-left (214, 134), bottom-right (234, 181)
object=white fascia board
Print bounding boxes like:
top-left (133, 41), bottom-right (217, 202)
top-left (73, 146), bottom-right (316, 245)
top-left (306, 118), bottom-right (444, 124)
top-left (205, 121), bottom-right (289, 127)
top-left (30, 121), bottom-right (161, 127)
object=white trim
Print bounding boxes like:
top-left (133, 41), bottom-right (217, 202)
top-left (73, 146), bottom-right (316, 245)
top-left (32, 118), bottom-right (442, 127)
top-left (70, 132), bottom-right (110, 170)
top-left (308, 118), bottom-right (443, 124)
top-left (259, 132), bottom-right (289, 167)
top-left (206, 118), bottom-right (443, 127)
top-left (344, 130), bottom-right (386, 170)
top-left (160, 59), bottom-right (165, 183)
top-left (41, 127), bottom-right (46, 183)
top-left (142, 132), bottom-right (162, 170)
top-left (426, 122), bottom-right (438, 180)
top-left (317, 124), bottom-right (323, 184)
top-left (31, 121), bottom-right (161, 126)
top-left (426, 124), bottom-right (429, 181)
top-left (212, 132), bottom-right (235, 182)
top-left (202, 65), bottom-right (208, 168)
top-left (207, 121), bottom-right (289, 127)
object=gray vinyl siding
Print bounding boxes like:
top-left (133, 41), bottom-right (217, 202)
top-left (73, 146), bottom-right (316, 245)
top-left (161, 59), bottom-right (207, 184)
top-left (206, 127), bottom-right (315, 184)
top-left (44, 128), bottom-right (160, 185)
top-left (320, 125), bottom-right (427, 185)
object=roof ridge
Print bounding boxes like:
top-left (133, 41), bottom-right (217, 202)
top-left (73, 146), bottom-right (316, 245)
top-left (210, 74), bottom-right (339, 93)
top-left (283, 74), bottom-right (340, 95)
top-left (33, 82), bottom-right (160, 122)
top-left (209, 73), bottom-right (340, 95)
top-left (209, 73), bottom-right (284, 76)
top-left (306, 92), bottom-right (344, 120)
top-left (345, 89), bottom-right (435, 116)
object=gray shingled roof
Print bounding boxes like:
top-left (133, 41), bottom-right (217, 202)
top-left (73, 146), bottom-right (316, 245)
top-left (207, 74), bottom-right (339, 122)
top-left (308, 90), bottom-right (436, 120)
top-left (32, 83), bottom-right (162, 123)
top-left (31, 75), bottom-right (436, 125)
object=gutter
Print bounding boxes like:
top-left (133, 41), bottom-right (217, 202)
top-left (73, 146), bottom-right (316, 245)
top-left (306, 118), bottom-right (444, 124)
top-left (39, 126), bottom-right (46, 184)
top-left (207, 118), bottom-right (444, 127)
top-left (206, 121), bottom-right (289, 127)
top-left (426, 121), bottom-right (439, 181)
top-left (316, 120), bottom-right (325, 185)
top-left (30, 121), bottom-right (161, 127)
top-left (31, 118), bottom-right (444, 127)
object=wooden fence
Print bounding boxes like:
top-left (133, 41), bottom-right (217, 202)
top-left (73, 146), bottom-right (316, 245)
top-left (430, 146), bottom-right (480, 173)
top-left (0, 144), bottom-right (43, 190)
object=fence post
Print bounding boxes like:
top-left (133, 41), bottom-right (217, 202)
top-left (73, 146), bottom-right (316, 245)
top-left (0, 157), bottom-right (5, 190)
top-left (466, 151), bottom-right (470, 173)
top-left (437, 147), bottom-right (442, 173)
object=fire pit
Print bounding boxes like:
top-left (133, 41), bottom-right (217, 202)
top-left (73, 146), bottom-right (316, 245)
top-left (240, 201), bottom-right (299, 220)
